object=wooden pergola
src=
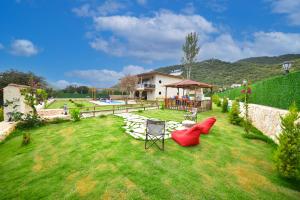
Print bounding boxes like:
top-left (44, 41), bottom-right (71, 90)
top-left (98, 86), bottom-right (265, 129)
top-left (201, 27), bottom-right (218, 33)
top-left (164, 79), bottom-right (213, 112)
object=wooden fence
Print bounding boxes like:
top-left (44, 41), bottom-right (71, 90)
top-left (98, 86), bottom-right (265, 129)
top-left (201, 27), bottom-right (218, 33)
top-left (164, 98), bottom-right (212, 112)
top-left (72, 101), bottom-right (160, 118)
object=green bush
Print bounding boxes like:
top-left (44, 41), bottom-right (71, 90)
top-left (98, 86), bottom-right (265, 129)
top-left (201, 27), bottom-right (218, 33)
top-left (70, 108), bottom-right (81, 122)
top-left (74, 102), bottom-right (84, 108)
top-left (222, 98), bottom-right (229, 113)
top-left (99, 115), bottom-right (107, 118)
top-left (212, 94), bottom-right (221, 106)
top-left (11, 111), bottom-right (24, 122)
top-left (229, 100), bottom-right (242, 125)
top-left (275, 102), bottom-right (300, 178)
top-left (0, 107), bottom-right (3, 122)
top-left (16, 114), bottom-right (44, 130)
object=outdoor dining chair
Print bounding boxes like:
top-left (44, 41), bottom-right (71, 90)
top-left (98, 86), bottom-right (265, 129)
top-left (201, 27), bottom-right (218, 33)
top-left (145, 119), bottom-right (166, 151)
top-left (184, 107), bottom-right (198, 122)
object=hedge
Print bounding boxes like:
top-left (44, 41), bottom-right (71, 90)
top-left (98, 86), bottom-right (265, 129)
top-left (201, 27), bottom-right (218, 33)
top-left (218, 71), bottom-right (300, 110)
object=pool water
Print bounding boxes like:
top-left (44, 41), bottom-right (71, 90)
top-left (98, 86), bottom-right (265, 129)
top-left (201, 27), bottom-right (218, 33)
top-left (99, 100), bottom-right (125, 105)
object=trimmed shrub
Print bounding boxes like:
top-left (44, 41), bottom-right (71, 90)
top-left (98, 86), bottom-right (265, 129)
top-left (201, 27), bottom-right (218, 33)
top-left (221, 97), bottom-right (229, 113)
top-left (0, 107), bottom-right (3, 122)
top-left (212, 94), bottom-right (220, 105)
top-left (70, 108), bottom-right (81, 121)
top-left (229, 100), bottom-right (242, 125)
top-left (275, 102), bottom-right (300, 178)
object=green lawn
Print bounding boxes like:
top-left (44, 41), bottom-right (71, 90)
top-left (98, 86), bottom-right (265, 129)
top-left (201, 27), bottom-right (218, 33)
top-left (0, 108), bottom-right (299, 199)
top-left (46, 99), bottom-right (96, 109)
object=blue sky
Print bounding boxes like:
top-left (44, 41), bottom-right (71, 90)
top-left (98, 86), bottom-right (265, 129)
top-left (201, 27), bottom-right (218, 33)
top-left (0, 0), bottom-right (300, 88)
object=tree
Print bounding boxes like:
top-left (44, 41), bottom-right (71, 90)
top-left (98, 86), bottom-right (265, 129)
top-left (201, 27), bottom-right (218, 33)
top-left (222, 97), bottom-right (229, 113)
top-left (275, 102), bottom-right (300, 178)
top-left (20, 77), bottom-right (48, 116)
top-left (229, 100), bottom-right (242, 125)
top-left (241, 81), bottom-right (252, 134)
top-left (119, 75), bottom-right (138, 104)
top-left (0, 69), bottom-right (46, 106)
top-left (182, 32), bottom-right (200, 80)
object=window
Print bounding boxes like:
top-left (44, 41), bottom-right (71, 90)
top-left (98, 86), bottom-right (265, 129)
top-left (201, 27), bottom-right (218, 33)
top-left (159, 91), bottom-right (162, 95)
top-left (159, 80), bottom-right (162, 84)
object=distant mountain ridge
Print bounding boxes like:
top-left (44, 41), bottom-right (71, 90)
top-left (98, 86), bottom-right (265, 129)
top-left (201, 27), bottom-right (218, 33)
top-left (236, 54), bottom-right (300, 65)
top-left (155, 54), bottom-right (300, 87)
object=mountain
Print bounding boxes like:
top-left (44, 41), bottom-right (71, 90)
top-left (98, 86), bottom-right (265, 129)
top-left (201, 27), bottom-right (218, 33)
top-left (237, 54), bottom-right (300, 65)
top-left (218, 71), bottom-right (300, 110)
top-left (155, 54), bottom-right (300, 87)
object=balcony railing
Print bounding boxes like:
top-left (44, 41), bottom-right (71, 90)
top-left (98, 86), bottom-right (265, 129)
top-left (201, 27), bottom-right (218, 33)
top-left (136, 83), bottom-right (155, 90)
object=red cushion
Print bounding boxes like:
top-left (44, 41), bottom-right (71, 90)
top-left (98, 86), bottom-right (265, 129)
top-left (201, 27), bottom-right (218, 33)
top-left (171, 117), bottom-right (217, 147)
top-left (172, 131), bottom-right (200, 146)
top-left (198, 117), bottom-right (216, 134)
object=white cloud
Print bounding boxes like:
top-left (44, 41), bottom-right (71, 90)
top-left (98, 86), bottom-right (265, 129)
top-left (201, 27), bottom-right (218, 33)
top-left (181, 2), bottom-right (196, 15)
top-left (50, 80), bottom-right (85, 89)
top-left (91, 10), bottom-right (217, 61)
top-left (136, 0), bottom-right (147, 6)
top-left (66, 65), bottom-right (150, 87)
top-left (72, 4), bottom-right (94, 17)
top-left (74, 2), bottom-right (300, 63)
top-left (200, 32), bottom-right (300, 61)
top-left (10, 39), bottom-right (39, 56)
top-left (122, 65), bottom-right (151, 75)
top-left (206, 0), bottom-right (228, 13)
top-left (0, 43), bottom-right (4, 50)
top-left (72, 0), bottom-right (126, 17)
top-left (270, 0), bottom-right (300, 26)
top-left (200, 34), bottom-right (245, 61)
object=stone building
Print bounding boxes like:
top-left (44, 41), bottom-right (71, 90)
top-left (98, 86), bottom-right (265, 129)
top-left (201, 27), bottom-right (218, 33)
top-left (3, 83), bottom-right (32, 121)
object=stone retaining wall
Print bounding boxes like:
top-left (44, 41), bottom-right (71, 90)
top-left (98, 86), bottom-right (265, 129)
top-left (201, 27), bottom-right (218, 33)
top-left (238, 103), bottom-right (289, 142)
top-left (0, 122), bottom-right (16, 142)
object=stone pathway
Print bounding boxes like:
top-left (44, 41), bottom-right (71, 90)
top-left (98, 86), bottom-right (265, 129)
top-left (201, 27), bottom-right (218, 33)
top-left (0, 121), bottom-right (16, 142)
top-left (115, 113), bottom-right (185, 140)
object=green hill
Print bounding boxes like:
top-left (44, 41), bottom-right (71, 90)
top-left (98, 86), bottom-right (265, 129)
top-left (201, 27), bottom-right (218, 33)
top-left (236, 54), bottom-right (300, 65)
top-left (218, 71), bottom-right (300, 110)
top-left (155, 54), bottom-right (300, 87)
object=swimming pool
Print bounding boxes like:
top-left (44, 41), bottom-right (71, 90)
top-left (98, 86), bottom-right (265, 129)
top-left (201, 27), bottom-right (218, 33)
top-left (99, 100), bottom-right (125, 105)
top-left (90, 99), bottom-right (136, 106)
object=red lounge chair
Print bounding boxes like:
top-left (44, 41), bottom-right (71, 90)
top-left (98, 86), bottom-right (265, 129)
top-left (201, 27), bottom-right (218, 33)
top-left (171, 117), bottom-right (216, 146)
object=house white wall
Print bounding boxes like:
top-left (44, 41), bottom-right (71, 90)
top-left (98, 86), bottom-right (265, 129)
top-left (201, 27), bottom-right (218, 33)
top-left (152, 74), bottom-right (183, 100)
top-left (3, 84), bottom-right (32, 121)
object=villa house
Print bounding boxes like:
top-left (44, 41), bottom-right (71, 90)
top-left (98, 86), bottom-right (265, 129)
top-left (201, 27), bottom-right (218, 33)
top-left (133, 72), bottom-right (184, 100)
